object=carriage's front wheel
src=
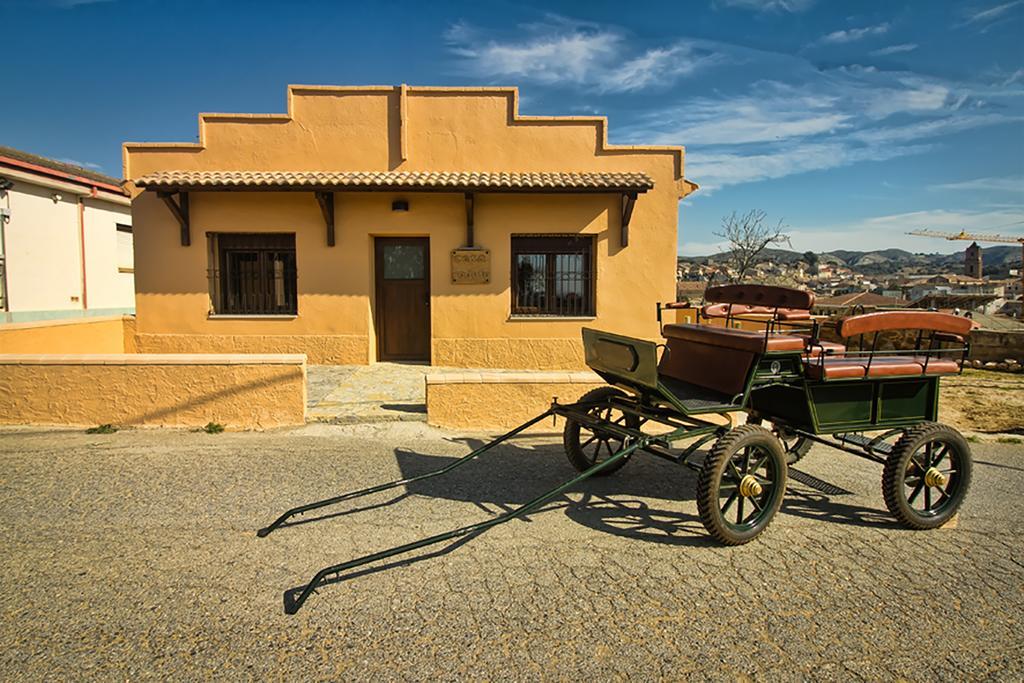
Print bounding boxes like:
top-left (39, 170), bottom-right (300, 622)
top-left (882, 422), bottom-right (972, 530)
top-left (563, 387), bottom-right (640, 476)
top-left (697, 425), bottom-right (787, 545)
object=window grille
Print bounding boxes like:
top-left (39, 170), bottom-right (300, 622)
top-left (207, 233), bottom-right (297, 315)
top-left (511, 235), bottom-right (594, 317)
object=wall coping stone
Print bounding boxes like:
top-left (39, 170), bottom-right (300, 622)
top-left (0, 316), bottom-right (126, 331)
top-left (0, 353), bottom-right (307, 366)
top-left (426, 370), bottom-right (601, 385)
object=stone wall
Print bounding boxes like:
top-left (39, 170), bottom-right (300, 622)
top-left (968, 330), bottom-right (1024, 365)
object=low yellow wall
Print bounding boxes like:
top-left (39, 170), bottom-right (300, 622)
top-left (0, 316), bottom-right (128, 354)
top-left (0, 354), bottom-right (306, 429)
top-left (426, 371), bottom-right (604, 430)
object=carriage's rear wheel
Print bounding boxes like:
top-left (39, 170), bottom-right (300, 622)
top-left (882, 422), bottom-right (972, 530)
top-left (697, 425), bottom-right (787, 545)
top-left (563, 387), bottom-right (641, 476)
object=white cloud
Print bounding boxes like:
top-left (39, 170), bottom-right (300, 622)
top-left (689, 141), bottom-right (931, 194)
top-left (48, 0), bottom-right (114, 6)
top-left (814, 22), bottom-right (890, 46)
top-left (870, 43), bottom-right (918, 56)
top-left (57, 158), bottom-right (103, 170)
top-left (930, 175), bottom-right (1024, 193)
top-left (1001, 68), bottom-right (1024, 86)
top-left (445, 20), bottom-right (716, 92)
top-left (964, 0), bottom-right (1022, 24)
top-left (630, 89), bottom-right (850, 145)
top-left (852, 113), bottom-right (1021, 144)
top-left (626, 64), bottom-right (1020, 193)
top-left (715, 0), bottom-right (816, 12)
top-left (787, 208), bottom-right (1024, 252)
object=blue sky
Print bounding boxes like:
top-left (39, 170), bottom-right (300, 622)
top-left (2, 0), bottom-right (1022, 255)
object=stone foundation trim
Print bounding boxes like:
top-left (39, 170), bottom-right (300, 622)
top-left (0, 353), bottom-right (306, 365)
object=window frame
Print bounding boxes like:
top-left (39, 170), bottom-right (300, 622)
top-left (207, 232), bottom-right (298, 317)
top-left (115, 223), bottom-right (134, 273)
top-left (510, 234), bottom-right (596, 318)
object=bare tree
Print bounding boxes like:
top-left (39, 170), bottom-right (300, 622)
top-left (714, 209), bottom-right (792, 283)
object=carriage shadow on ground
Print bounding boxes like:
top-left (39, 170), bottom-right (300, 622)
top-left (279, 436), bottom-right (897, 541)
top-left (282, 440), bottom-right (899, 606)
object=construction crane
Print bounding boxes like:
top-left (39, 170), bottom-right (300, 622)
top-left (907, 229), bottom-right (1024, 295)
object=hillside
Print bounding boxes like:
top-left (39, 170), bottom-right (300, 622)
top-left (680, 245), bottom-right (1021, 277)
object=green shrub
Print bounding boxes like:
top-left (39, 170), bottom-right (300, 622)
top-left (202, 422), bottom-right (225, 434)
top-left (86, 424), bottom-right (117, 434)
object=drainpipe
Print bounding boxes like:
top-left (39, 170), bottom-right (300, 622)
top-left (78, 194), bottom-right (88, 310)
top-left (0, 187), bottom-right (9, 315)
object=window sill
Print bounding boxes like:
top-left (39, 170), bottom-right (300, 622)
top-left (508, 315), bottom-right (597, 322)
top-left (208, 314), bottom-right (298, 320)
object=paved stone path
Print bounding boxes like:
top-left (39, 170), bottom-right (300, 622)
top-left (0, 423), bottom-right (1021, 680)
top-left (307, 363), bottom-right (429, 423)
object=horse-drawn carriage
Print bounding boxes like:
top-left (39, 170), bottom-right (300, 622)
top-left (262, 284), bottom-right (974, 613)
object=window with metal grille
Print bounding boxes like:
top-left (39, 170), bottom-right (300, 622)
top-left (511, 235), bottom-right (595, 317)
top-left (208, 233), bottom-right (297, 315)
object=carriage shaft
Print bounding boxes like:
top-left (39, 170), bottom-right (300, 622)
top-left (284, 437), bottom-right (648, 614)
top-left (258, 409), bottom-right (555, 537)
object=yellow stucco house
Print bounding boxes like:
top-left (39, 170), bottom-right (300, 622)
top-left (123, 85), bottom-right (696, 368)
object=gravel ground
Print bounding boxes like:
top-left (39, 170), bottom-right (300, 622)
top-left (0, 423), bottom-right (1022, 681)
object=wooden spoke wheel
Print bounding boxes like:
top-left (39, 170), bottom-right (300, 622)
top-left (563, 387), bottom-right (641, 476)
top-left (697, 425), bottom-right (788, 545)
top-left (883, 422), bottom-right (972, 530)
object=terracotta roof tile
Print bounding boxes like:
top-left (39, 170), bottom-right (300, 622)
top-left (134, 170), bottom-right (654, 192)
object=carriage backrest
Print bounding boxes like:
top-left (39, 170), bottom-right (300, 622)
top-left (582, 327), bottom-right (659, 390)
top-left (701, 303), bottom-right (812, 321)
top-left (705, 284), bottom-right (815, 311)
top-left (836, 311), bottom-right (975, 339)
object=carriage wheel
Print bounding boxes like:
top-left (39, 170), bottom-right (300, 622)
top-left (563, 387), bottom-right (641, 476)
top-left (882, 422), bottom-right (972, 530)
top-left (746, 416), bottom-right (811, 465)
top-left (697, 425), bottom-right (787, 545)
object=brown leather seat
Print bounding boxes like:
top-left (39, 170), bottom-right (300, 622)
top-left (805, 356), bottom-right (961, 380)
top-left (662, 323), bottom-right (805, 353)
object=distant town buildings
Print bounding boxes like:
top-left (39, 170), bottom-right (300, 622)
top-left (677, 242), bottom-right (1023, 322)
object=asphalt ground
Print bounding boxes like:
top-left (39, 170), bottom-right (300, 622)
top-left (0, 423), bottom-right (1021, 681)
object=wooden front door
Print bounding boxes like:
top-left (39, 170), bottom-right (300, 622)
top-left (375, 237), bottom-right (431, 361)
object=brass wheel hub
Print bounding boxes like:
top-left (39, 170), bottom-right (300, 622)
top-left (739, 474), bottom-right (763, 498)
top-left (924, 467), bottom-right (948, 488)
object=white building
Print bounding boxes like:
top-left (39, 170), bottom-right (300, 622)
top-left (0, 146), bottom-right (133, 323)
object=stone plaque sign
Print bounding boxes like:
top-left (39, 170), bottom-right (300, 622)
top-left (450, 248), bottom-right (490, 284)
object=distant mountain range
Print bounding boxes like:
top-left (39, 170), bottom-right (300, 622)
top-left (679, 246), bottom-right (1022, 277)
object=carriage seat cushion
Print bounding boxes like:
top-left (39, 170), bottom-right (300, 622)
top-left (662, 323), bottom-right (806, 354)
top-left (805, 356), bottom-right (961, 380)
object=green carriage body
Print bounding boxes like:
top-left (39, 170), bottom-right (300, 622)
top-left (583, 326), bottom-right (944, 433)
